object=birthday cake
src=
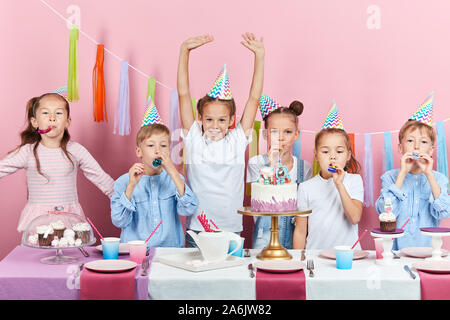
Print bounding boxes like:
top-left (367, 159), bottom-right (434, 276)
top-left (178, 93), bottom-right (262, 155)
top-left (250, 165), bottom-right (297, 212)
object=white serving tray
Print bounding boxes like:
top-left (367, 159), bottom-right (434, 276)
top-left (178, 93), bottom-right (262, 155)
top-left (157, 250), bottom-right (246, 272)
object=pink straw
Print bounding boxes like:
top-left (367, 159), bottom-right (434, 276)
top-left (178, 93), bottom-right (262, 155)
top-left (351, 229), bottom-right (368, 250)
top-left (86, 217), bottom-right (104, 241)
top-left (145, 220), bottom-right (163, 243)
top-left (210, 219), bottom-right (219, 230)
top-left (400, 219), bottom-right (410, 230)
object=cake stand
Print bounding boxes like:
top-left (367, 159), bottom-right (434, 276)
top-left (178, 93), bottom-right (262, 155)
top-left (420, 227), bottom-right (450, 261)
top-left (23, 238), bottom-right (96, 265)
top-left (238, 207), bottom-right (311, 260)
top-left (371, 228), bottom-right (404, 266)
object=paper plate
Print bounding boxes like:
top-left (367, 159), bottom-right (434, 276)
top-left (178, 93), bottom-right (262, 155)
top-left (254, 260), bottom-right (305, 273)
top-left (401, 247), bottom-right (449, 259)
top-left (96, 243), bottom-right (129, 255)
top-left (84, 259), bottom-right (137, 273)
top-left (319, 249), bottom-right (369, 260)
top-left (412, 260), bottom-right (450, 274)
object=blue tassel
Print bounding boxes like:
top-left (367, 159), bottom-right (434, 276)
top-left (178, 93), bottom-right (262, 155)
top-left (293, 130), bottom-right (302, 160)
top-left (364, 133), bottom-right (374, 207)
top-left (383, 131), bottom-right (394, 173)
top-left (113, 61), bottom-right (130, 136)
top-left (436, 121), bottom-right (449, 192)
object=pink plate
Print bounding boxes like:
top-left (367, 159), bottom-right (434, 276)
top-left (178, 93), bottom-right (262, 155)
top-left (254, 260), bottom-right (305, 273)
top-left (413, 260), bottom-right (450, 274)
top-left (401, 247), bottom-right (449, 259)
top-left (319, 249), bottom-right (369, 260)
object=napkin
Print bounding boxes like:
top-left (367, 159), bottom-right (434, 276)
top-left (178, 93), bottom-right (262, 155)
top-left (80, 268), bottom-right (136, 300)
top-left (418, 270), bottom-right (450, 300)
top-left (255, 269), bottom-right (306, 300)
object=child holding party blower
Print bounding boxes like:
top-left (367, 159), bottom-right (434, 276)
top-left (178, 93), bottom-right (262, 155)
top-left (0, 90), bottom-right (115, 231)
top-left (177, 33), bottom-right (264, 246)
top-left (110, 101), bottom-right (198, 247)
top-left (375, 94), bottom-right (450, 250)
top-left (293, 102), bottom-right (364, 249)
top-left (247, 94), bottom-right (312, 249)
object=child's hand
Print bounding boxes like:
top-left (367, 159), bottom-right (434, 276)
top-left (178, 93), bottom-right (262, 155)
top-left (332, 164), bottom-right (346, 186)
top-left (399, 152), bottom-right (415, 174)
top-left (417, 153), bottom-right (434, 175)
top-left (240, 32), bottom-right (265, 57)
top-left (129, 163), bottom-right (145, 187)
top-left (181, 35), bottom-right (214, 52)
top-left (159, 153), bottom-right (176, 173)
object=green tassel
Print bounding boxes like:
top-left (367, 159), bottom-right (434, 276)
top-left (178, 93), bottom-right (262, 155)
top-left (191, 98), bottom-right (197, 118)
top-left (146, 77), bottom-right (156, 104)
top-left (67, 25), bottom-right (79, 102)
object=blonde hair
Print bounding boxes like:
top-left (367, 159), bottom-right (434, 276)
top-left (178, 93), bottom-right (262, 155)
top-left (398, 120), bottom-right (436, 145)
top-left (136, 124), bottom-right (171, 146)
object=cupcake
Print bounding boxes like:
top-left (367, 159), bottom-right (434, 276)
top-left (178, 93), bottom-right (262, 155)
top-left (28, 234), bottom-right (38, 246)
top-left (379, 211), bottom-right (397, 232)
top-left (73, 222), bottom-right (91, 244)
top-left (36, 225), bottom-right (54, 246)
top-left (50, 220), bottom-right (66, 239)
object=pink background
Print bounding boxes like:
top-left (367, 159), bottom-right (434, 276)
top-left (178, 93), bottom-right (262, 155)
top-left (1, 0), bottom-right (449, 259)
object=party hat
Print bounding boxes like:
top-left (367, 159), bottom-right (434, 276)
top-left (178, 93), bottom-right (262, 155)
top-left (322, 100), bottom-right (344, 130)
top-left (141, 96), bottom-right (162, 126)
top-left (53, 85), bottom-right (68, 98)
top-left (259, 94), bottom-right (281, 119)
top-left (409, 92), bottom-right (433, 126)
top-left (207, 64), bottom-right (232, 100)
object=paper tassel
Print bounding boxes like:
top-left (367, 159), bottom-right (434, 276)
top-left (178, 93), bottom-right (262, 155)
top-left (312, 159), bottom-right (320, 177)
top-left (67, 25), bottom-right (79, 102)
top-left (363, 133), bottom-right (374, 207)
top-left (293, 130), bottom-right (302, 161)
top-left (436, 122), bottom-right (449, 191)
top-left (245, 121), bottom-right (261, 196)
top-left (113, 61), bottom-right (131, 136)
top-left (93, 44), bottom-right (107, 122)
top-left (147, 78), bottom-right (156, 105)
top-left (191, 98), bottom-right (197, 118)
top-left (383, 132), bottom-right (394, 173)
top-left (169, 89), bottom-right (180, 132)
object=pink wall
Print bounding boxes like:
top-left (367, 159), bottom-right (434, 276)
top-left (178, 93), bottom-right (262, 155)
top-left (1, 0), bottom-right (449, 259)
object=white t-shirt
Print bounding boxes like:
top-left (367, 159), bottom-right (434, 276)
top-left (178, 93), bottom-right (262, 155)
top-left (181, 121), bottom-right (251, 232)
top-left (246, 155), bottom-right (312, 184)
top-left (298, 172), bottom-right (364, 250)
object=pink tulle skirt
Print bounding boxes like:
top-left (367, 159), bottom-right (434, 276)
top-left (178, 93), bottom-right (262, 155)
top-left (17, 202), bottom-right (85, 232)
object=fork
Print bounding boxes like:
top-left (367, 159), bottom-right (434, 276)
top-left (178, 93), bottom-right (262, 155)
top-left (248, 263), bottom-right (255, 278)
top-left (301, 250), bottom-right (306, 261)
top-left (307, 259), bottom-right (315, 277)
top-left (141, 258), bottom-right (149, 277)
top-left (244, 249), bottom-right (251, 258)
top-left (392, 250), bottom-right (401, 259)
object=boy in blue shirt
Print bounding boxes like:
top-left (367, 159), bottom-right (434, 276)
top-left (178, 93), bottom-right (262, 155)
top-left (111, 123), bottom-right (198, 247)
top-left (376, 117), bottom-right (450, 250)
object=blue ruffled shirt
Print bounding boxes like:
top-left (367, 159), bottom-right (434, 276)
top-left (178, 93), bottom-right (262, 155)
top-left (111, 170), bottom-right (198, 247)
top-left (375, 169), bottom-right (450, 250)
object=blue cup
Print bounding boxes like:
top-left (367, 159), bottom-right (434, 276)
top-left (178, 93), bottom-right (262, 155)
top-left (335, 246), bottom-right (354, 269)
top-left (101, 237), bottom-right (120, 259)
top-left (228, 237), bottom-right (244, 257)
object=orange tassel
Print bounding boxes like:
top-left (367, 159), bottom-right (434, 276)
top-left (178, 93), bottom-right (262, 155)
top-left (93, 44), bottom-right (107, 122)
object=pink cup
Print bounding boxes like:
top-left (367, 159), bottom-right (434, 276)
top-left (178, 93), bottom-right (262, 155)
top-left (128, 240), bottom-right (147, 263)
top-left (374, 238), bottom-right (384, 259)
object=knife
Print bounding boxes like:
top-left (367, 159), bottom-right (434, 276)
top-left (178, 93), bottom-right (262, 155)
top-left (79, 247), bottom-right (89, 257)
top-left (404, 265), bottom-right (416, 279)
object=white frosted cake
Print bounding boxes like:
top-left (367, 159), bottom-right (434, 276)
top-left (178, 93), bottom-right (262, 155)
top-left (250, 165), bottom-right (297, 212)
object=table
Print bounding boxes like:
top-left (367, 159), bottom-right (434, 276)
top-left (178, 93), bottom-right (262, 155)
top-left (148, 248), bottom-right (424, 300)
top-left (0, 245), bottom-right (149, 300)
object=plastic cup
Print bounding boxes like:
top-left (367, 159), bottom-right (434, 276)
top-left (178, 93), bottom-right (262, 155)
top-left (374, 238), bottom-right (384, 259)
top-left (101, 237), bottom-right (120, 259)
top-left (128, 240), bottom-right (147, 263)
top-left (335, 246), bottom-right (354, 269)
top-left (228, 237), bottom-right (244, 257)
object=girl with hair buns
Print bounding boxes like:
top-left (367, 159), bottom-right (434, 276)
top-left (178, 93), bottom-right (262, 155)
top-left (246, 95), bottom-right (312, 249)
top-left (0, 92), bottom-right (114, 231)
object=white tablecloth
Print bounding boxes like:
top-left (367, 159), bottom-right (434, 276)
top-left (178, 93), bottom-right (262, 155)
top-left (148, 248), bottom-right (422, 300)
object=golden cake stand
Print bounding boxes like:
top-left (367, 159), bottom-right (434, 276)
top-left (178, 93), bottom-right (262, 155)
top-left (238, 207), bottom-right (311, 260)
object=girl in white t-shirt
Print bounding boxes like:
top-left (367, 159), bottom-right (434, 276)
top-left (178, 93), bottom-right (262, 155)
top-left (247, 99), bottom-right (312, 249)
top-left (177, 33), bottom-right (265, 245)
top-left (293, 128), bottom-right (364, 250)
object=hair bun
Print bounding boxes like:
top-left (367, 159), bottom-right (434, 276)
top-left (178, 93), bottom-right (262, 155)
top-left (288, 100), bottom-right (304, 116)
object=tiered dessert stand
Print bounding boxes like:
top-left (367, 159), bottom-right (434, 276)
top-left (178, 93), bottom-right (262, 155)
top-left (420, 227), bottom-right (450, 261)
top-left (238, 207), bottom-right (311, 260)
top-left (370, 228), bottom-right (404, 266)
